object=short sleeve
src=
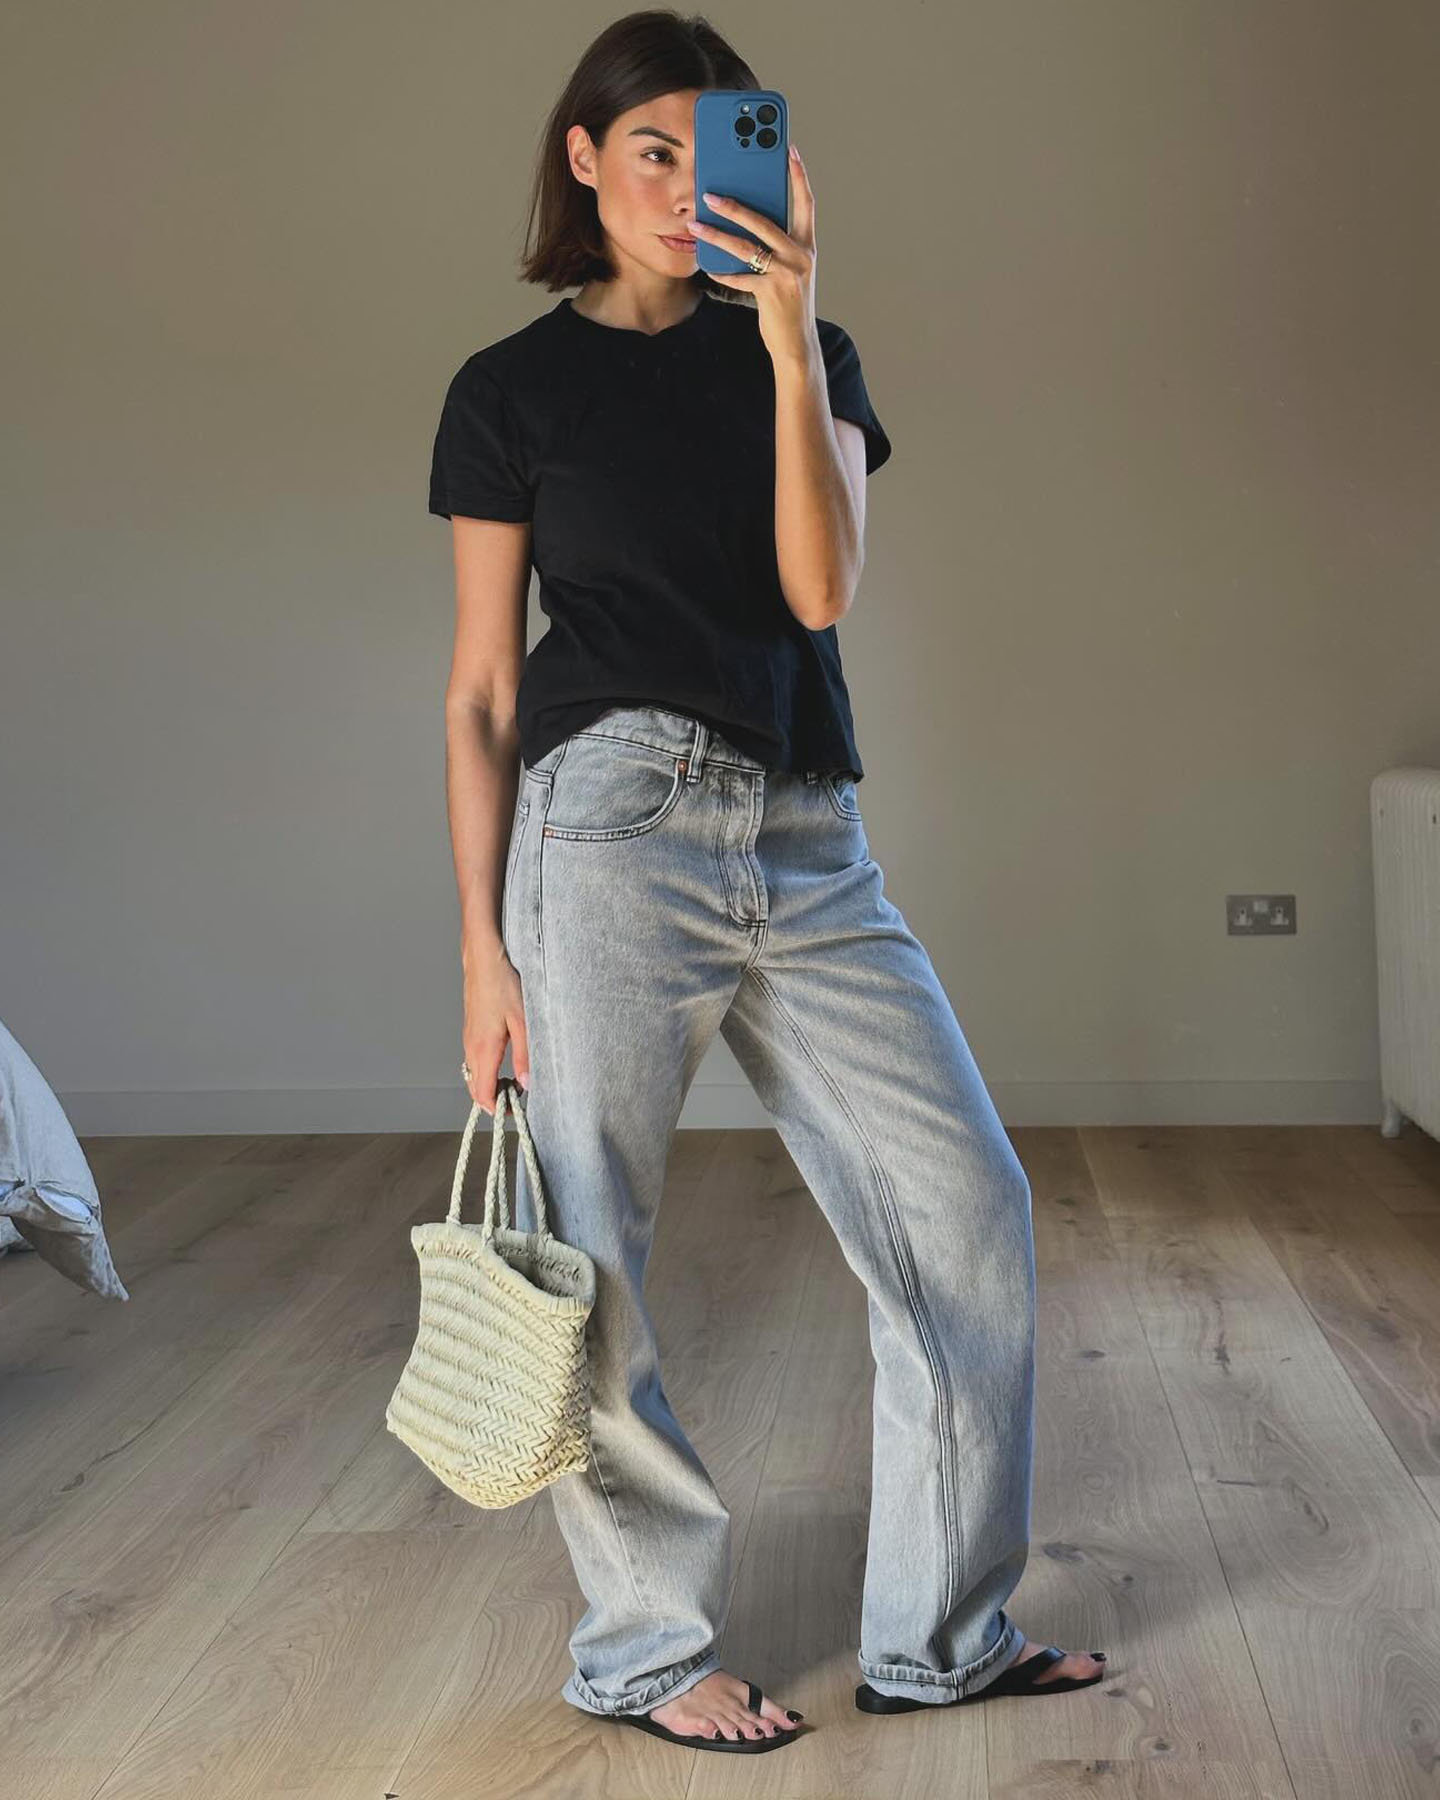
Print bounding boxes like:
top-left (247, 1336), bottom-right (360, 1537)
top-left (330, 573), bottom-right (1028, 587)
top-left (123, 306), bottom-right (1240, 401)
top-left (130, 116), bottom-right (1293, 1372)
top-left (816, 317), bottom-right (892, 475)
top-left (428, 356), bottom-right (534, 523)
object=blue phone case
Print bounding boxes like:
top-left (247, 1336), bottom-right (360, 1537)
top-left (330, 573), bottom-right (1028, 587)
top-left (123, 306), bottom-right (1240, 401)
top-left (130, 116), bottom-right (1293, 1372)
top-left (692, 90), bottom-right (789, 277)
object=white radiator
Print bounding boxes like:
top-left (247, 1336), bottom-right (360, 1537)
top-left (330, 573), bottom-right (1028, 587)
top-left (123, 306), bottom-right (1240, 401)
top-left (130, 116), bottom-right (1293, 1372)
top-left (1371, 768), bottom-right (1440, 1141)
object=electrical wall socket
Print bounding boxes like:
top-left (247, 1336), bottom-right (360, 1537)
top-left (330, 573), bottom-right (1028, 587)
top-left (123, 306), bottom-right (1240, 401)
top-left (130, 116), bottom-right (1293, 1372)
top-left (1226, 893), bottom-right (1296, 935)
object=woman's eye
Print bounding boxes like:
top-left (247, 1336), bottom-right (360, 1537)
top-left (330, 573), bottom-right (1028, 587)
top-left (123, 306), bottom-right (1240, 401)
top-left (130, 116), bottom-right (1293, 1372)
top-left (642, 148), bottom-right (674, 166)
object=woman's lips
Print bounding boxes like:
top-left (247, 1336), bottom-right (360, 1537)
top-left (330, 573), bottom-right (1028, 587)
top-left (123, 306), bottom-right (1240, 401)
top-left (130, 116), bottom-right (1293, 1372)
top-left (659, 234), bottom-right (696, 252)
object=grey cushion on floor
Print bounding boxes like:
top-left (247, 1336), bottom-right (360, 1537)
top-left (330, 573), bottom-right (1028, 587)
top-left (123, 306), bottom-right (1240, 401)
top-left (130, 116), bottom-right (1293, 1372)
top-left (0, 1018), bottom-right (129, 1301)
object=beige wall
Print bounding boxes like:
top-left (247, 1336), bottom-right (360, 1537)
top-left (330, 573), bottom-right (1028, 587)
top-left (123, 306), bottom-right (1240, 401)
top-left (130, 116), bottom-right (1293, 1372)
top-left (3, 3), bottom-right (1436, 1134)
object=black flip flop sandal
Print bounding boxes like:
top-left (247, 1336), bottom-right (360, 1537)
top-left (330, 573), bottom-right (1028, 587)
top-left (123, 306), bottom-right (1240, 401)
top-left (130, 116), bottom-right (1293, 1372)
top-left (856, 1646), bottom-right (1107, 1713)
top-left (613, 1678), bottom-right (802, 1750)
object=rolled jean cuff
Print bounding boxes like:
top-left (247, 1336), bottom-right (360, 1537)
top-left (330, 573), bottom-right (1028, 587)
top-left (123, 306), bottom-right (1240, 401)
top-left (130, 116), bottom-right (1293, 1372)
top-left (561, 1645), bottom-right (722, 1717)
top-left (859, 1611), bottom-right (1022, 1703)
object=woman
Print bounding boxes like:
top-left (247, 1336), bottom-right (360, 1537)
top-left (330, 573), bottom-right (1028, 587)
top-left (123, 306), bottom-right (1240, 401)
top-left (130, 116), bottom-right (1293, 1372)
top-left (430, 8), bottom-right (1106, 1758)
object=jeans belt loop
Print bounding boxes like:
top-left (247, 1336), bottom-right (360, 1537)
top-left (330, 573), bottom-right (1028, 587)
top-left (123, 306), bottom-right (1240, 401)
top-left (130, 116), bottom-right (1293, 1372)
top-left (685, 719), bottom-right (709, 784)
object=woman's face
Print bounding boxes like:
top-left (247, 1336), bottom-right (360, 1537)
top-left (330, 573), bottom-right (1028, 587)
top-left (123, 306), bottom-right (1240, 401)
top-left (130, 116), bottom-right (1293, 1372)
top-left (568, 90), bottom-right (704, 277)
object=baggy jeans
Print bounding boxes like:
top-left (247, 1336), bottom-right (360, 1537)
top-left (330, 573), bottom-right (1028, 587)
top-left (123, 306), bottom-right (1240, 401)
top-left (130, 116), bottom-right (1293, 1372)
top-left (499, 704), bottom-right (1036, 1715)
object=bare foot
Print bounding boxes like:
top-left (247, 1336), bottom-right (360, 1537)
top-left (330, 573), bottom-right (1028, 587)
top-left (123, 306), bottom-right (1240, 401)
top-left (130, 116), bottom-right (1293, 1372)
top-left (1010, 1628), bottom-right (1106, 1684)
top-left (646, 1669), bottom-right (801, 1741)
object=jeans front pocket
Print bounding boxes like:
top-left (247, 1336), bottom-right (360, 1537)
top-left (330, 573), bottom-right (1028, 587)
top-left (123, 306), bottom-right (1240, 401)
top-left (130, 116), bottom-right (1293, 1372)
top-left (822, 771), bottom-right (864, 821)
top-left (541, 731), bottom-right (686, 842)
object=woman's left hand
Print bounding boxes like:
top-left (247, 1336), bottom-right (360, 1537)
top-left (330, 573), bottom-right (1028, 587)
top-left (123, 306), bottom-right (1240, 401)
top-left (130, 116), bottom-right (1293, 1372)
top-left (686, 144), bottom-right (818, 365)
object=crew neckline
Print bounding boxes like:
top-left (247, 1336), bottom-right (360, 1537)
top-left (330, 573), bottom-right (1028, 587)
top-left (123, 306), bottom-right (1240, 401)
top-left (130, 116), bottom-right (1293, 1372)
top-left (556, 292), bottom-right (713, 342)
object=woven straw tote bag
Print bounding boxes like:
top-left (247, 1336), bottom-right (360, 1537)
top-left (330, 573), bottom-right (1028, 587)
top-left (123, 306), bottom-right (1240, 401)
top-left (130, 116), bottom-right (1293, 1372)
top-left (385, 1075), bottom-right (596, 1507)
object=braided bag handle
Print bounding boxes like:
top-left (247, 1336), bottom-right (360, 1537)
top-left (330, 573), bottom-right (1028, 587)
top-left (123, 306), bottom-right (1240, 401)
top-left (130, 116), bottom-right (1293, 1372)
top-left (446, 1076), bottom-right (550, 1240)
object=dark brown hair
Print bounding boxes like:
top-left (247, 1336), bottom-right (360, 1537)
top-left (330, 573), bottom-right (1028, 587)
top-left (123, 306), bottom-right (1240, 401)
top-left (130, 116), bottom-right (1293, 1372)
top-left (521, 10), bottom-right (759, 301)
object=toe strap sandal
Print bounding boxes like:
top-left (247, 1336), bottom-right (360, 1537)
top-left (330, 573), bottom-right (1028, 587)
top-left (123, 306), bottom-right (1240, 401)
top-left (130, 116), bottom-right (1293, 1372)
top-left (856, 1645), bottom-right (1107, 1713)
top-left (614, 1678), bottom-right (802, 1751)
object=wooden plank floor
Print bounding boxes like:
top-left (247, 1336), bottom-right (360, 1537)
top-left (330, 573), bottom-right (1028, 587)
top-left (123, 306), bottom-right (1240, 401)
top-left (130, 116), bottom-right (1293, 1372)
top-left (3, 1122), bottom-right (1440, 1798)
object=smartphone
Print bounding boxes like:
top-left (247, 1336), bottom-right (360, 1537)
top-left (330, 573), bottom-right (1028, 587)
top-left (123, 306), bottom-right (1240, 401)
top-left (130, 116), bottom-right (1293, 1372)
top-left (692, 90), bottom-right (789, 278)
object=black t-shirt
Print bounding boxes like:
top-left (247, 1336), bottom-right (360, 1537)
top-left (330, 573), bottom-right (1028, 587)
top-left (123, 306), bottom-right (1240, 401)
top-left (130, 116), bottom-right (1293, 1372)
top-left (428, 290), bottom-right (891, 780)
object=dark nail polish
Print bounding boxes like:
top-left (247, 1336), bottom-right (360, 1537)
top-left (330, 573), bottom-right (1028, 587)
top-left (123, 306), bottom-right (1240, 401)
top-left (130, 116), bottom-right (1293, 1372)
top-left (786, 1708), bottom-right (803, 1720)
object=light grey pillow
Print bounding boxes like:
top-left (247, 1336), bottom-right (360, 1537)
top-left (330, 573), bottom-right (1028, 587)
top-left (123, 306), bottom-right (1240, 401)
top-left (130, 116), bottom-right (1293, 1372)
top-left (0, 1018), bottom-right (129, 1301)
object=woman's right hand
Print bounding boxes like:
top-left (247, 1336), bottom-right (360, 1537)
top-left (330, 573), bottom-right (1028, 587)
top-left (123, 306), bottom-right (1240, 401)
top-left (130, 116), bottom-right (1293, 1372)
top-left (461, 942), bottom-right (530, 1113)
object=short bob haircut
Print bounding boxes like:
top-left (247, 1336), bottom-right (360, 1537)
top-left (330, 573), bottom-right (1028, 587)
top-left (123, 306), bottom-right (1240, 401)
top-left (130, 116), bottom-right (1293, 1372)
top-left (521, 9), bottom-right (760, 305)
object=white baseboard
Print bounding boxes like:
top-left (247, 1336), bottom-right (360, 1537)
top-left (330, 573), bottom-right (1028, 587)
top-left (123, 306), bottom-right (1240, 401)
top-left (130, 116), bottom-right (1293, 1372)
top-left (58, 1076), bottom-right (1386, 1136)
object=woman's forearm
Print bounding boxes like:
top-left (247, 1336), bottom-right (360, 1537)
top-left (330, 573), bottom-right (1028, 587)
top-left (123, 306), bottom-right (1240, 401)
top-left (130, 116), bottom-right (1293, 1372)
top-left (446, 699), bottom-right (523, 966)
top-left (772, 344), bottom-right (862, 631)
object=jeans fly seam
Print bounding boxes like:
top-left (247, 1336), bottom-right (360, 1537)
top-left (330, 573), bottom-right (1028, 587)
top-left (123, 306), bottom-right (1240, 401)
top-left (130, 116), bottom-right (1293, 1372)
top-left (709, 779), bottom-right (740, 923)
top-left (718, 771), bottom-right (767, 930)
top-left (740, 771), bottom-right (767, 926)
top-left (741, 963), bottom-right (962, 1624)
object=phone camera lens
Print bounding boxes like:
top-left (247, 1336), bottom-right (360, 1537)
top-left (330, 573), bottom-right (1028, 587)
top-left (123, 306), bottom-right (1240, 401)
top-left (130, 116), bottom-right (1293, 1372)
top-left (734, 115), bottom-right (755, 139)
top-left (755, 127), bottom-right (778, 149)
top-left (756, 103), bottom-right (777, 125)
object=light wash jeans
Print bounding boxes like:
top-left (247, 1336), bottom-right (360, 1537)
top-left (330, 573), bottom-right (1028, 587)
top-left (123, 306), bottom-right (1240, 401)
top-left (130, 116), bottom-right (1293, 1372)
top-left (500, 704), bottom-right (1036, 1715)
